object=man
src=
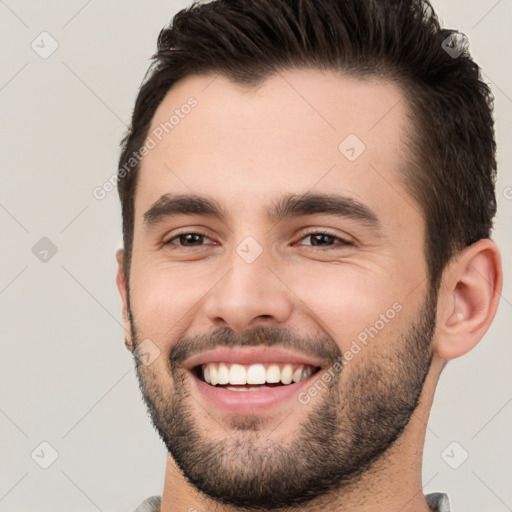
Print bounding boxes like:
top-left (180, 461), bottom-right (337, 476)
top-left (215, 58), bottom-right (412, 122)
top-left (115, 0), bottom-right (502, 511)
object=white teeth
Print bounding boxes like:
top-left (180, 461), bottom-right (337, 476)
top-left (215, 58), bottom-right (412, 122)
top-left (247, 364), bottom-right (266, 384)
top-left (280, 364), bottom-right (293, 384)
top-left (292, 367), bottom-right (303, 383)
top-left (226, 386), bottom-right (272, 392)
top-left (229, 364), bottom-right (247, 385)
top-left (210, 365), bottom-right (218, 385)
top-left (266, 364), bottom-right (281, 383)
top-left (302, 367), bottom-right (313, 380)
top-left (200, 362), bottom-right (316, 387)
top-left (217, 363), bottom-right (229, 385)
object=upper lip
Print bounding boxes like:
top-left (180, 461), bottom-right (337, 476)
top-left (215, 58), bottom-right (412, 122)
top-left (183, 347), bottom-right (325, 371)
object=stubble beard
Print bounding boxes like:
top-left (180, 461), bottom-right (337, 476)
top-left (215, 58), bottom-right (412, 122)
top-left (129, 290), bottom-right (436, 510)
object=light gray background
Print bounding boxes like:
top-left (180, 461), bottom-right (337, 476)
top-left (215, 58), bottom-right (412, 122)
top-left (1, 1), bottom-right (511, 511)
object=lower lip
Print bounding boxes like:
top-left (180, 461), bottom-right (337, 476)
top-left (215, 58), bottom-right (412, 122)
top-left (189, 370), bottom-right (321, 414)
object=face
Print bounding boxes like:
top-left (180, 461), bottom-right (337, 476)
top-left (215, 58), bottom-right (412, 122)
top-left (121, 70), bottom-right (436, 509)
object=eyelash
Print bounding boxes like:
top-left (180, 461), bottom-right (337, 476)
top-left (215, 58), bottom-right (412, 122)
top-left (298, 231), bottom-right (353, 249)
top-left (164, 230), bottom-right (353, 250)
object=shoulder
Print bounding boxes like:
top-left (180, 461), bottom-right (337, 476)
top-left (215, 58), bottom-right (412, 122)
top-left (132, 495), bottom-right (162, 512)
top-left (425, 492), bottom-right (452, 512)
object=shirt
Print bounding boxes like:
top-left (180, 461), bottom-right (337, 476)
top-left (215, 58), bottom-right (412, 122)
top-left (133, 492), bottom-right (452, 511)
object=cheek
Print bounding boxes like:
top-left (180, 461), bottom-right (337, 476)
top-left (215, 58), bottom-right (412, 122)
top-left (283, 264), bottom-right (406, 353)
top-left (129, 263), bottom-right (206, 343)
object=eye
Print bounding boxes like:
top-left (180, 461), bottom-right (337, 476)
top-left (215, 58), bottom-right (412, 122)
top-left (163, 230), bottom-right (351, 250)
top-left (296, 231), bottom-right (352, 249)
top-left (164, 231), bottom-right (215, 247)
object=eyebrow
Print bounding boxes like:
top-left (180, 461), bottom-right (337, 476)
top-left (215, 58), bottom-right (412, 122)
top-left (143, 194), bottom-right (229, 227)
top-left (142, 192), bottom-right (380, 231)
top-left (269, 193), bottom-right (379, 228)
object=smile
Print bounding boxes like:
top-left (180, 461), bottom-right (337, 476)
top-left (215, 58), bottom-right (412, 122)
top-left (195, 362), bottom-right (319, 390)
top-left (184, 347), bottom-right (325, 413)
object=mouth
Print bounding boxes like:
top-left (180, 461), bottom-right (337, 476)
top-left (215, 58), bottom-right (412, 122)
top-left (192, 362), bottom-right (321, 391)
top-left (184, 347), bottom-right (325, 413)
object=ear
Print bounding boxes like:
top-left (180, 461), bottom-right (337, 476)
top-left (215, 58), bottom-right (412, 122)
top-left (434, 239), bottom-right (502, 360)
top-left (116, 249), bottom-right (134, 353)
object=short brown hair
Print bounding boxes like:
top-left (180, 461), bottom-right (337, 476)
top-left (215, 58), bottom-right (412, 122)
top-left (118, 0), bottom-right (497, 290)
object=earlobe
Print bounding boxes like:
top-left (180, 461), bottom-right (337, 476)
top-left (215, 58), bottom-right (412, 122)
top-left (434, 239), bottom-right (502, 360)
top-left (115, 249), bottom-right (134, 353)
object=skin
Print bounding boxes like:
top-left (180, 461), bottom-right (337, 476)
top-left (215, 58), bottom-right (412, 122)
top-left (116, 69), bottom-right (502, 512)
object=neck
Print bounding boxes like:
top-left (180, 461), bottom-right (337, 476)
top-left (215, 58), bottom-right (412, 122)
top-left (160, 357), bottom-right (444, 512)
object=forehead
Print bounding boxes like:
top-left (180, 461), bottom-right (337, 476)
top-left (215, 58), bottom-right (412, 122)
top-left (135, 69), bottom-right (416, 225)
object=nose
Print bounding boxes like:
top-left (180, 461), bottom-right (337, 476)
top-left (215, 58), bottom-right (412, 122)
top-left (203, 242), bottom-right (294, 333)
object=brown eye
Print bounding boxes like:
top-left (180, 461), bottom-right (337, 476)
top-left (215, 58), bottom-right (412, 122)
top-left (298, 231), bottom-right (352, 248)
top-left (165, 232), bottom-right (213, 247)
top-left (305, 234), bottom-right (336, 246)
